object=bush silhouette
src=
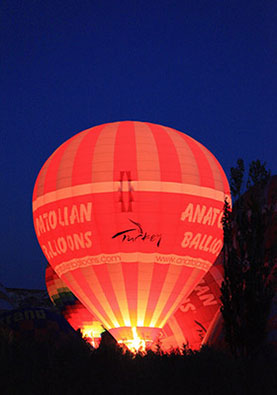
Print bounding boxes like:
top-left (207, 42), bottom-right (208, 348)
top-left (1, 327), bottom-right (276, 395)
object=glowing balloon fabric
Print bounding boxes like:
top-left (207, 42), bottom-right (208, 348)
top-left (45, 264), bottom-right (103, 346)
top-left (33, 121), bottom-right (230, 344)
top-left (160, 253), bottom-right (223, 350)
top-left (46, 258), bottom-right (224, 351)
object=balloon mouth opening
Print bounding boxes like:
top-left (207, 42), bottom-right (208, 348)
top-left (109, 326), bottom-right (161, 353)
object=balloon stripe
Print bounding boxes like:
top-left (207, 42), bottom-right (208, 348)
top-left (155, 267), bottom-right (196, 328)
top-left (121, 262), bottom-right (138, 327)
top-left (63, 270), bottom-right (110, 326)
top-left (72, 125), bottom-right (104, 186)
top-left (113, 122), bottom-right (138, 228)
top-left (34, 156), bottom-right (52, 200)
top-left (160, 127), bottom-right (196, 272)
top-left (147, 123), bottom-right (182, 182)
top-left (215, 158), bottom-right (230, 200)
top-left (56, 132), bottom-right (88, 190)
top-left (159, 268), bottom-right (201, 328)
top-left (183, 135), bottom-right (215, 189)
top-left (42, 139), bottom-right (73, 195)
top-left (162, 126), bottom-right (200, 185)
top-left (134, 122), bottom-right (161, 181)
top-left (196, 142), bottom-right (225, 192)
top-left (143, 264), bottom-right (170, 327)
top-left (137, 262), bottom-right (154, 326)
top-left (160, 253), bottom-right (224, 350)
top-left (92, 265), bottom-right (125, 327)
top-left (78, 266), bottom-right (120, 327)
top-left (106, 262), bottom-right (131, 327)
top-left (149, 265), bottom-right (184, 327)
top-left (113, 121), bottom-right (138, 180)
top-left (162, 322), bottom-right (174, 337)
top-left (90, 123), bottom-right (119, 289)
top-left (45, 264), bottom-right (101, 336)
top-left (91, 123), bottom-right (119, 182)
top-left (62, 271), bottom-right (112, 329)
top-left (166, 315), bottom-right (187, 348)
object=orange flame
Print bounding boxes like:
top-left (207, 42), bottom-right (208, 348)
top-left (118, 327), bottom-right (146, 353)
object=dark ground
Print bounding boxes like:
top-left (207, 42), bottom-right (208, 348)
top-left (1, 328), bottom-right (276, 395)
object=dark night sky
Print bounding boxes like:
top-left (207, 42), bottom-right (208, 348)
top-left (1, 0), bottom-right (276, 289)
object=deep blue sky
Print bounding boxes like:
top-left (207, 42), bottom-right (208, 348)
top-left (1, 0), bottom-right (276, 289)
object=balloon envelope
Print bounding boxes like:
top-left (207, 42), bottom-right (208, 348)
top-left (160, 253), bottom-right (223, 350)
top-left (46, 264), bottom-right (103, 346)
top-left (46, 257), bottom-right (224, 351)
top-left (33, 121), bottom-right (230, 344)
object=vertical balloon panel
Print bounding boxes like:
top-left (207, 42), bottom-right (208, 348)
top-left (46, 264), bottom-right (103, 346)
top-left (33, 121), bottom-right (230, 344)
top-left (160, 253), bottom-right (224, 350)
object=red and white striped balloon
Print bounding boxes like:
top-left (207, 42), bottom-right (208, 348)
top-left (33, 121), bottom-right (230, 344)
top-left (45, 264), bottom-right (102, 347)
top-left (160, 253), bottom-right (224, 350)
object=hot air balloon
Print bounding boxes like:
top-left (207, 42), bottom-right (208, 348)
top-left (46, 264), bottom-right (103, 347)
top-left (160, 252), bottom-right (223, 350)
top-left (33, 121), bottom-right (230, 348)
top-left (46, 256), bottom-right (224, 351)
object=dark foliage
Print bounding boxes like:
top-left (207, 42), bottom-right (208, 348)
top-left (1, 328), bottom-right (277, 395)
top-left (221, 160), bottom-right (276, 358)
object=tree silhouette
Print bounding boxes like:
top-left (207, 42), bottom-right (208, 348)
top-left (220, 160), bottom-right (276, 358)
